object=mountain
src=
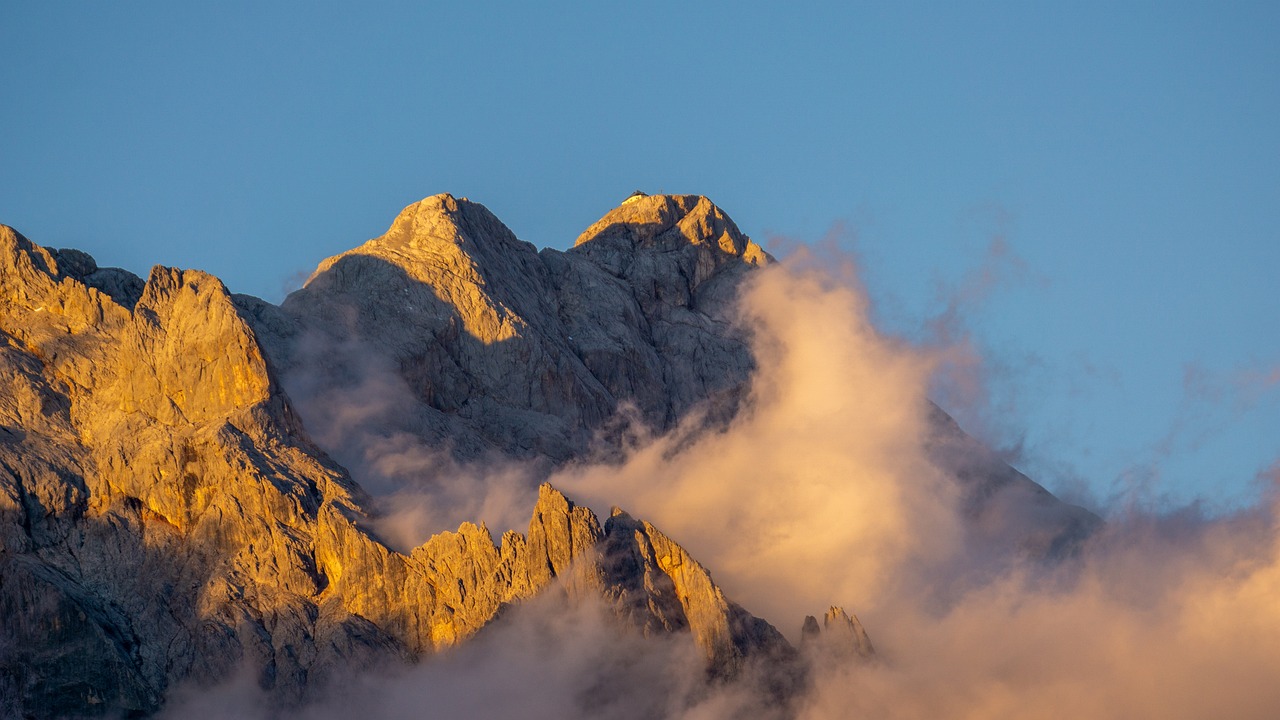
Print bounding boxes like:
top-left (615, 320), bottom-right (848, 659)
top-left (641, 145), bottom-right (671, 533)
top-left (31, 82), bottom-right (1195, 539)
top-left (244, 193), bottom-right (770, 466)
top-left (0, 194), bottom-right (1097, 718)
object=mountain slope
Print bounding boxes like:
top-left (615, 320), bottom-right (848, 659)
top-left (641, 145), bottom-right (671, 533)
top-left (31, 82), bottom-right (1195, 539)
top-left (0, 194), bottom-right (1097, 718)
top-left (254, 192), bottom-right (1096, 557)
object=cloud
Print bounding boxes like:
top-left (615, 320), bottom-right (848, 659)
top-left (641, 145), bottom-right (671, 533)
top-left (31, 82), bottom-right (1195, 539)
top-left (546, 248), bottom-right (1280, 718)
top-left (362, 447), bottom-right (539, 550)
top-left (161, 585), bottom-right (784, 720)
top-left (1183, 360), bottom-right (1280, 411)
top-left (920, 232), bottom-right (1045, 447)
top-left (554, 250), bottom-right (965, 630)
top-left (798, 495), bottom-right (1280, 720)
top-left (1108, 359), bottom-right (1280, 513)
top-left (338, 591), bottom-right (788, 720)
top-left (239, 241), bottom-right (1280, 719)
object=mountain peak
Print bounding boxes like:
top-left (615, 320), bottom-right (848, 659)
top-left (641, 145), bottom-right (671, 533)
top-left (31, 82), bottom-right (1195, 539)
top-left (574, 193), bottom-right (771, 267)
top-left (305, 193), bottom-right (528, 289)
top-left (567, 194), bottom-right (772, 300)
top-left (383, 193), bottom-right (493, 239)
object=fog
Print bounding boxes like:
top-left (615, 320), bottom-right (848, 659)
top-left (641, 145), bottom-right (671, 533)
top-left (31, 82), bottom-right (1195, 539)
top-left (557, 253), bottom-right (1280, 719)
top-left (279, 330), bottom-right (542, 550)
top-left (555, 254), bottom-right (964, 629)
top-left (181, 248), bottom-right (1280, 719)
top-left (799, 492), bottom-right (1280, 719)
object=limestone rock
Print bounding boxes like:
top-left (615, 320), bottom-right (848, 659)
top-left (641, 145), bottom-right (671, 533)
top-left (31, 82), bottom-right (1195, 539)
top-left (550, 193), bottom-right (771, 434)
top-left (600, 508), bottom-right (791, 674)
top-left (0, 253), bottom-right (791, 717)
top-left (799, 606), bottom-right (875, 667)
top-left (51, 247), bottom-right (145, 309)
top-left (255, 195), bottom-right (1095, 563)
top-left (272, 194), bottom-right (614, 463)
top-left (259, 193), bottom-right (769, 470)
top-left (0, 192), bottom-right (1102, 717)
top-left (0, 226), bottom-right (405, 715)
top-left (570, 193), bottom-right (770, 286)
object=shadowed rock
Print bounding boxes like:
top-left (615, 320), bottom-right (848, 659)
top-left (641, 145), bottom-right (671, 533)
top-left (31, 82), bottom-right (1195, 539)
top-left (262, 193), bottom-right (769, 468)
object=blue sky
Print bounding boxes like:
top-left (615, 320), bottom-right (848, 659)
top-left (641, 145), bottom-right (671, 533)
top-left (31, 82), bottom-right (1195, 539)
top-left (3, 1), bottom-right (1277, 513)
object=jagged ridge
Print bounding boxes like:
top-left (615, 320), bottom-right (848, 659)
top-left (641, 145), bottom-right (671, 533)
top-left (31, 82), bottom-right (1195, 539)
top-left (0, 211), bottom-right (803, 718)
top-left (0, 193), bottom-right (1096, 718)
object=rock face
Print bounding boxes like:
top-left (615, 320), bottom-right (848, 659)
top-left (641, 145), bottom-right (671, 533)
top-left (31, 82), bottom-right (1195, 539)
top-left (258, 193), bottom-right (770, 467)
top-left (0, 213), bottom-right (792, 718)
top-left (0, 194), bottom-right (1098, 718)
top-left (600, 508), bottom-right (790, 676)
top-left (0, 225), bottom-right (398, 715)
top-left (255, 193), bottom-right (1093, 557)
top-left (800, 607), bottom-right (875, 662)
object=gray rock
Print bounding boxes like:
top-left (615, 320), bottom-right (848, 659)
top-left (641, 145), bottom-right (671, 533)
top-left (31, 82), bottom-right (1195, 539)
top-left (261, 193), bottom-right (770, 469)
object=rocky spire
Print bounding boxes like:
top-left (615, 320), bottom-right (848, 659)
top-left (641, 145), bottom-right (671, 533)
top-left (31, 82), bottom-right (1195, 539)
top-left (800, 605), bottom-right (876, 662)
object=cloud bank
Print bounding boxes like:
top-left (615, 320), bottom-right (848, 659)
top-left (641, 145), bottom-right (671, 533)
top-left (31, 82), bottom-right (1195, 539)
top-left (220, 247), bottom-right (1280, 719)
top-left (555, 252), bottom-right (964, 628)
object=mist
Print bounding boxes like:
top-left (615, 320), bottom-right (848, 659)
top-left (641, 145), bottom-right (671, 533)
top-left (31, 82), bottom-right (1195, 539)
top-left (799, 493), bottom-right (1280, 719)
top-left (160, 586), bottom-right (785, 720)
top-left (550, 250), bottom-right (1280, 718)
top-left (279, 329), bottom-right (542, 550)
top-left (249, 247), bottom-right (1280, 719)
top-left (555, 252), bottom-right (964, 628)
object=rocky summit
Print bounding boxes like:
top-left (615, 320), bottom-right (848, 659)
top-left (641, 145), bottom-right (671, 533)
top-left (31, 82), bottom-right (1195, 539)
top-left (0, 194), bottom-right (1098, 718)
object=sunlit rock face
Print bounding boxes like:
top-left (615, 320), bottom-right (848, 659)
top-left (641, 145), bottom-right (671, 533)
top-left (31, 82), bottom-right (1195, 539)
top-left (0, 195), bottom-right (1097, 718)
top-left (256, 192), bottom-right (771, 466)
top-left (0, 224), bottom-right (393, 715)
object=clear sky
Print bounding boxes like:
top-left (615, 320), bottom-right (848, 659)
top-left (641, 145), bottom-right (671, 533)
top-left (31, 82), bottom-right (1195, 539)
top-left (3, 1), bottom-right (1277, 513)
